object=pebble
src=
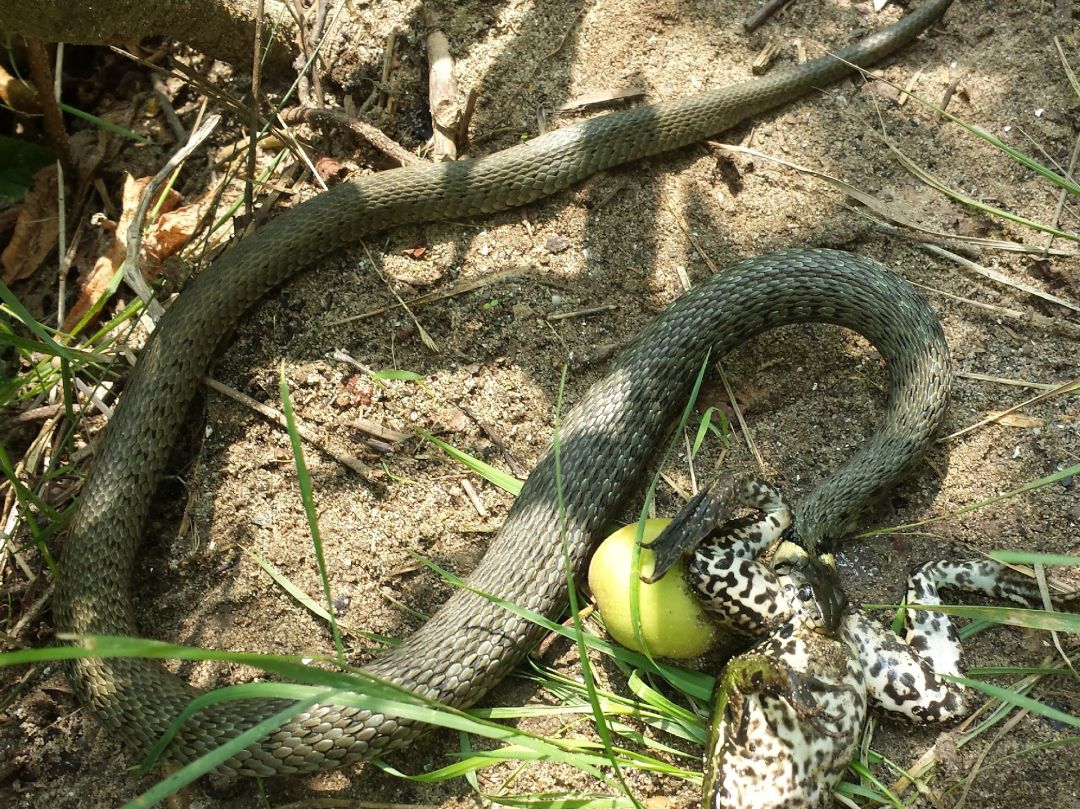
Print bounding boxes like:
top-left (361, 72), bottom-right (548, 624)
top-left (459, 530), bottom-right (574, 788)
top-left (544, 235), bottom-right (571, 254)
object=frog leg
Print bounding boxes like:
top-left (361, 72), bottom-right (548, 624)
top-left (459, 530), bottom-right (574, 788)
top-left (905, 559), bottom-right (1080, 680)
top-left (849, 559), bottom-right (1079, 724)
top-left (911, 559), bottom-right (1080, 611)
top-left (683, 478), bottom-right (794, 635)
top-left (843, 612), bottom-right (967, 724)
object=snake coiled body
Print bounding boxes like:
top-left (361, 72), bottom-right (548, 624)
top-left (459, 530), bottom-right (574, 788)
top-left (56, 0), bottom-right (953, 776)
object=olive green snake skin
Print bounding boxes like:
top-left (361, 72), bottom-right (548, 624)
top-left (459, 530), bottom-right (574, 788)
top-left (56, 0), bottom-right (954, 776)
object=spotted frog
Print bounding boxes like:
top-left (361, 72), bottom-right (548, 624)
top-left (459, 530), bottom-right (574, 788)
top-left (642, 477), bottom-right (1079, 809)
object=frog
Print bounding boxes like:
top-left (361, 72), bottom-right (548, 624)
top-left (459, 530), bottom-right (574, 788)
top-left (641, 476), bottom-right (1079, 809)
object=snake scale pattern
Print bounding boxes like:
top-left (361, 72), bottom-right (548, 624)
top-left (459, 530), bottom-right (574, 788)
top-left (56, 0), bottom-right (953, 776)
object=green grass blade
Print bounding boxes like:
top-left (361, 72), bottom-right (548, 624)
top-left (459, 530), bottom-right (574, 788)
top-left (422, 429), bottom-right (523, 496)
top-left (279, 365), bottom-right (345, 661)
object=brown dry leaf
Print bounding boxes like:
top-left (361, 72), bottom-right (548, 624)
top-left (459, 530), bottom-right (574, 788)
top-left (0, 63), bottom-right (39, 114)
top-left (315, 155), bottom-right (348, 184)
top-left (63, 173), bottom-right (203, 331)
top-left (2, 164), bottom-right (59, 283)
top-left (988, 411), bottom-right (1045, 429)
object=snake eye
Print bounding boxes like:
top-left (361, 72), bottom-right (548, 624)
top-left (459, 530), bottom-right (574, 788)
top-left (797, 584), bottom-right (813, 602)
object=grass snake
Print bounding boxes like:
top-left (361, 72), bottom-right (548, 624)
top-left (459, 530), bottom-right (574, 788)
top-left (56, 0), bottom-right (954, 776)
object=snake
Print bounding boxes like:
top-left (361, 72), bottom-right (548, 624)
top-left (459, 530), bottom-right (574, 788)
top-left (55, 0), bottom-right (954, 777)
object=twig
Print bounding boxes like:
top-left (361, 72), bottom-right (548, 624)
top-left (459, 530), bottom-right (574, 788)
top-left (516, 4), bottom-right (589, 92)
top-left (281, 106), bottom-right (421, 166)
top-left (150, 73), bottom-right (187, 141)
top-left (910, 280), bottom-right (1080, 338)
top-left (379, 29), bottom-right (398, 113)
top-left (358, 242), bottom-right (438, 351)
top-left (953, 707), bottom-right (1029, 809)
top-left (461, 404), bottom-right (524, 478)
top-left (11, 585), bottom-right (53, 637)
top-left (744, 0), bottom-right (797, 34)
top-left (1044, 95), bottom-right (1080, 255)
top-left (289, 0), bottom-right (321, 107)
top-left (329, 264), bottom-right (533, 325)
top-left (247, 0), bottom-right (265, 218)
top-left (751, 41), bottom-right (781, 75)
top-left (457, 88), bottom-right (479, 148)
top-left (425, 16), bottom-right (460, 162)
top-left (460, 478), bottom-right (488, 518)
top-left (546, 303), bottom-right (617, 321)
top-left (940, 75), bottom-right (961, 111)
top-left (921, 243), bottom-right (1080, 314)
top-left (717, 360), bottom-right (765, 472)
top-left (896, 67), bottom-right (924, 108)
top-left (203, 376), bottom-right (381, 486)
top-left (25, 39), bottom-right (71, 173)
top-left (124, 114), bottom-right (222, 322)
top-left (940, 375), bottom-right (1080, 442)
top-left (3, 404), bottom-right (65, 425)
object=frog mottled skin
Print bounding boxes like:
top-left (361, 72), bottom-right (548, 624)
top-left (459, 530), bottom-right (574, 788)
top-left (644, 477), bottom-right (1079, 809)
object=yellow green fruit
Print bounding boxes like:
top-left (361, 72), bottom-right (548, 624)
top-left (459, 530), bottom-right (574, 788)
top-left (588, 518), bottom-right (719, 659)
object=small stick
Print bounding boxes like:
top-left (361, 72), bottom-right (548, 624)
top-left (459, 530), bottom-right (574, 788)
top-left (150, 73), bottom-right (187, 141)
top-left (793, 37), bottom-right (806, 65)
top-left (330, 264), bottom-right (533, 325)
top-left (940, 76), bottom-right (962, 111)
top-left (896, 67), bottom-right (924, 108)
top-left (461, 404), bottom-right (524, 478)
top-left (751, 41), bottom-right (781, 76)
top-left (425, 17), bottom-right (460, 162)
top-left (352, 416), bottom-right (409, 445)
top-left (247, 0), bottom-right (265, 217)
top-left (281, 106), bottom-right (421, 166)
top-left (204, 376), bottom-right (381, 485)
top-left (909, 280), bottom-right (1080, 338)
top-left (744, 0), bottom-right (797, 34)
top-left (10, 585), bottom-right (53, 637)
top-left (4, 404), bottom-right (65, 425)
top-left (460, 478), bottom-right (488, 518)
top-left (457, 87), bottom-right (479, 148)
top-left (125, 114), bottom-right (221, 322)
top-left (379, 29), bottom-right (398, 113)
top-left (25, 39), bottom-right (71, 173)
top-left (546, 303), bottom-right (617, 321)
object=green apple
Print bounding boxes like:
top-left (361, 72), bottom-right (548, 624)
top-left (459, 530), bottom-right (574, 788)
top-left (588, 518), bottom-right (719, 659)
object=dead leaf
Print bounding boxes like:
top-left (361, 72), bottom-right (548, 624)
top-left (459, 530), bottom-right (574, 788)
top-left (988, 411), bottom-right (1044, 429)
top-left (62, 173), bottom-right (202, 331)
top-left (315, 155), bottom-right (349, 184)
top-left (2, 164), bottom-right (59, 283)
top-left (0, 63), bottom-right (39, 114)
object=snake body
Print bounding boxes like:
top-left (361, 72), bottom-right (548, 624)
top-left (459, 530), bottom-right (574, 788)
top-left (56, 0), bottom-right (953, 776)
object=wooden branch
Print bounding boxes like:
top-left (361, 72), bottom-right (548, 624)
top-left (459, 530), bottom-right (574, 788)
top-left (425, 26), bottom-right (460, 161)
top-left (0, 0), bottom-right (297, 70)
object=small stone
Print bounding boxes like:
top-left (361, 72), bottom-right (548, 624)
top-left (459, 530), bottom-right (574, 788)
top-left (544, 235), bottom-right (571, 254)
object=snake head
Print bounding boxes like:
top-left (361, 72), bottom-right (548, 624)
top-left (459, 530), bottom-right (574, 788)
top-left (639, 479), bottom-right (741, 583)
top-left (773, 550), bottom-right (848, 636)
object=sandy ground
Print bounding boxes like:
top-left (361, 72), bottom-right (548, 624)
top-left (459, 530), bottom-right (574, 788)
top-left (3, 1), bottom-right (1080, 807)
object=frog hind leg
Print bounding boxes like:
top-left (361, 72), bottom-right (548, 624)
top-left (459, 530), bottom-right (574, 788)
top-left (844, 611), bottom-right (967, 724)
top-left (848, 558), bottom-right (1080, 725)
